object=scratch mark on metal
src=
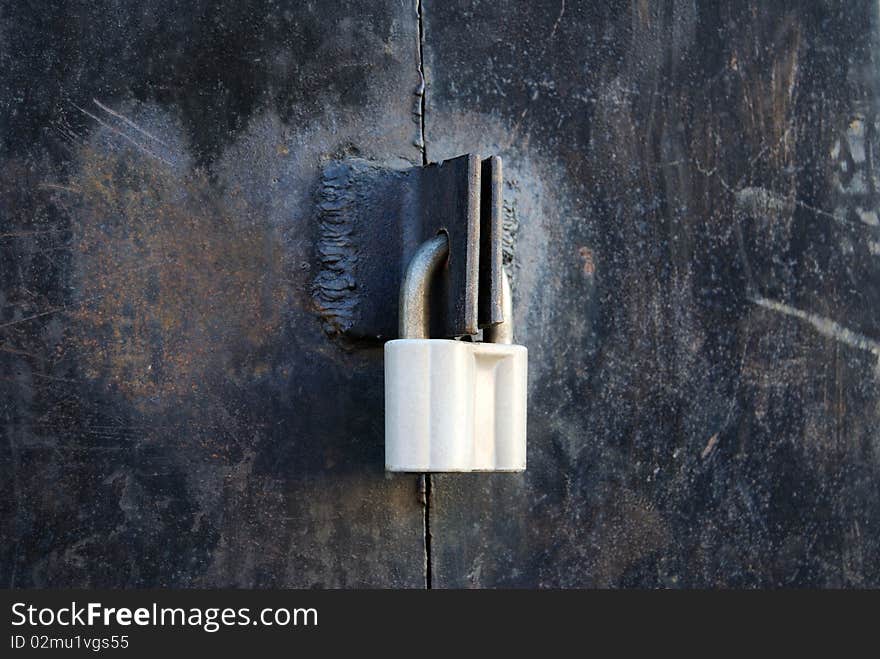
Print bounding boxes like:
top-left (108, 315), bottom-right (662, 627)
top-left (36, 183), bottom-right (82, 195)
top-left (0, 227), bottom-right (71, 238)
top-left (0, 306), bottom-right (67, 330)
top-left (696, 161), bottom-right (837, 221)
top-left (548, 0), bottom-right (565, 41)
top-left (751, 295), bottom-right (880, 371)
top-left (734, 185), bottom-right (837, 221)
top-left (92, 98), bottom-right (170, 147)
top-left (73, 104), bottom-right (173, 166)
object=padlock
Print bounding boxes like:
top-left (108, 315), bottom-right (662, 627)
top-left (385, 233), bottom-right (528, 472)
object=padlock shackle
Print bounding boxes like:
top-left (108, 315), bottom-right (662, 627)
top-left (400, 233), bottom-right (515, 342)
top-left (399, 233), bottom-right (450, 339)
top-left (484, 269), bottom-right (513, 344)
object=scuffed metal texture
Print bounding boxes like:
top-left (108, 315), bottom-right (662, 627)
top-left (4, 0), bottom-right (880, 590)
top-left (0, 0), bottom-right (427, 587)
top-left (425, 0), bottom-right (880, 587)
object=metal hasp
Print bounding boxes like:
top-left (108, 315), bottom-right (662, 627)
top-left (313, 153), bottom-right (505, 340)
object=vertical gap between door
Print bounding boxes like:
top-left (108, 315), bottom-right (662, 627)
top-left (416, 0), bottom-right (428, 168)
top-left (416, 0), bottom-right (432, 590)
top-left (424, 474), bottom-right (432, 589)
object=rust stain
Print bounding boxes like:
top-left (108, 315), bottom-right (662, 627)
top-left (577, 246), bottom-right (595, 276)
top-left (701, 433), bottom-right (720, 459)
top-left (66, 135), bottom-right (290, 409)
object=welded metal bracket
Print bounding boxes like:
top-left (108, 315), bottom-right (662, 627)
top-left (313, 153), bottom-right (504, 341)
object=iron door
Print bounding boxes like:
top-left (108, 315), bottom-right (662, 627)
top-left (2, 0), bottom-right (880, 588)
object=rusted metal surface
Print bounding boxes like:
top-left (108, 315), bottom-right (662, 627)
top-left (3, 0), bottom-right (880, 589)
top-left (0, 0), bottom-right (426, 587)
top-left (425, 0), bottom-right (880, 587)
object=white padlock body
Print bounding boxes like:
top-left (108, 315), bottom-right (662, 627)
top-left (385, 339), bottom-right (527, 472)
